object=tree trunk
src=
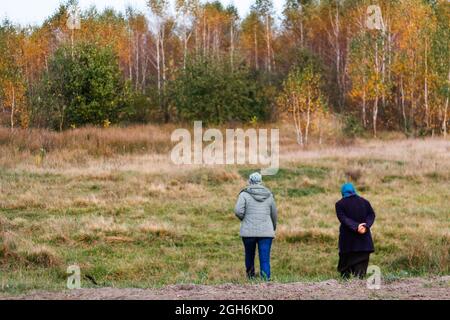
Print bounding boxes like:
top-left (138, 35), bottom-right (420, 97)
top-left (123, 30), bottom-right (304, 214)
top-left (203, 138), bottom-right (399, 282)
top-left (156, 28), bottom-right (161, 117)
top-left (195, 20), bottom-right (199, 57)
top-left (214, 27), bottom-right (220, 59)
top-left (381, 35), bottom-right (386, 110)
top-left (362, 89), bottom-right (367, 128)
top-left (443, 70), bottom-right (450, 137)
top-left (410, 88), bottom-right (415, 133)
top-left (71, 28), bottom-right (74, 58)
top-left (265, 14), bottom-right (271, 73)
top-left (203, 15), bottom-right (206, 56)
top-left (141, 36), bottom-right (148, 93)
top-left (292, 95), bottom-right (303, 146)
top-left (183, 22), bottom-right (188, 70)
top-left (300, 17), bottom-right (304, 48)
top-left (305, 89), bottom-right (311, 145)
top-left (424, 39), bottom-right (429, 129)
top-left (207, 24), bottom-right (211, 55)
top-left (330, 2), bottom-right (342, 110)
top-left (183, 29), bottom-right (192, 69)
top-left (409, 57), bottom-right (417, 134)
top-left (373, 95), bottom-right (379, 138)
top-left (254, 24), bottom-right (259, 70)
top-left (230, 19), bottom-right (234, 70)
top-left (400, 77), bottom-right (407, 133)
top-left (135, 33), bottom-right (140, 91)
top-left (387, 21), bottom-right (392, 82)
top-left (318, 114), bottom-right (323, 145)
top-left (59, 106), bottom-right (65, 132)
top-left (10, 85), bottom-right (15, 131)
top-left (373, 40), bottom-right (380, 137)
top-left (161, 29), bottom-right (168, 123)
top-left (444, 95), bottom-right (448, 138)
top-left (128, 28), bottom-right (133, 81)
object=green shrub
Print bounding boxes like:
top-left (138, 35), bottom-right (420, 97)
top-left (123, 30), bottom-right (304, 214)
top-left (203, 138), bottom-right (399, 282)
top-left (169, 57), bottom-right (271, 124)
top-left (35, 43), bottom-right (131, 130)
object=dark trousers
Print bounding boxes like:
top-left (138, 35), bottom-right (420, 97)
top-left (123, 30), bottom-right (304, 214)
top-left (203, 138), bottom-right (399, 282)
top-left (242, 237), bottom-right (273, 280)
top-left (338, 252), bottom-right (370, 279)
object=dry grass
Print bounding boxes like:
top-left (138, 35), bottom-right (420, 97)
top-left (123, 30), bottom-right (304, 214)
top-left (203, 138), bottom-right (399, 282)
top-left (0, 124), bottom-right (449, 293)
top-left (0, 125), bottom-right (175, 169)
top-left (0, 230), bottom-right (61, 268)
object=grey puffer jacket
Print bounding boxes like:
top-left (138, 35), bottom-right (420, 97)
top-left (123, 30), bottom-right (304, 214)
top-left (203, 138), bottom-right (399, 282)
top-left (234, 185), bottom-right (277, 238)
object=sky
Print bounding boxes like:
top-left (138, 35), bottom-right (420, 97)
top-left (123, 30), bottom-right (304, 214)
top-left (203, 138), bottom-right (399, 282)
top-left (1, 0), bottom-right (286, 26)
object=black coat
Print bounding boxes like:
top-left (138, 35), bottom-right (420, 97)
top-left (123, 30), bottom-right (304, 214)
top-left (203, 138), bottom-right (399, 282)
top-left (335, 195), bottom-right (376, 254)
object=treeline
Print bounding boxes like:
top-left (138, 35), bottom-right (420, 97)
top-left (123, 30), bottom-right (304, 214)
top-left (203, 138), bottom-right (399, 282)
top-left (0, 0), bottom-right (448, 138)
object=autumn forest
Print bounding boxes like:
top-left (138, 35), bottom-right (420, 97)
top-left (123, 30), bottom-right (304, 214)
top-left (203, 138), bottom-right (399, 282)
top-left (0, 0), bottom-right (449, 139)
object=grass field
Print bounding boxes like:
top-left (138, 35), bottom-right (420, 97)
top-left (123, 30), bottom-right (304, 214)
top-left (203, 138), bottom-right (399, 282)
top-left (0, 125), bottom-right (449, 294)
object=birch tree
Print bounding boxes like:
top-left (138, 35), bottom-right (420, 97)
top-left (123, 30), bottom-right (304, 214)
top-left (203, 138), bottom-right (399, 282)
top-left (147, 0), bottom-right (170, 122)
top-left (176, 0), bottom-right (198, 69)
top-left (279, 60), bottom-right (326, 146)
top-left (0, 21), bottom-right (26, 130)
top-left (253, 0), bottom-right (274, 73)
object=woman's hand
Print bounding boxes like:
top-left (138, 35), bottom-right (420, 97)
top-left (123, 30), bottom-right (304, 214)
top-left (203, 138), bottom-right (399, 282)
top-left (357, 223), bottom-right (367, 234)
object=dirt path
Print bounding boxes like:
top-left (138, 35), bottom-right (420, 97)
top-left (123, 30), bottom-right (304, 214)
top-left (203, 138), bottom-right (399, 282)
top-left (2, 276), bottom-right (449, 300)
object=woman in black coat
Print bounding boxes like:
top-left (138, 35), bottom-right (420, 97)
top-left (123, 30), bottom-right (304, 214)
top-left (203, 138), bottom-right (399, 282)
top-left (335, 183), bottom-right (376, 279)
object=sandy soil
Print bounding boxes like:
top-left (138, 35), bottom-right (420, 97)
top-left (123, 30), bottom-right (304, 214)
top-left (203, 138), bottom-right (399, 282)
top-left (2, 276), bottom-right (449, 300)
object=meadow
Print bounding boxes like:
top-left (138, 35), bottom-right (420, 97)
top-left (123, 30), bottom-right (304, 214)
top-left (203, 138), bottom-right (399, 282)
top-left (0, 125), bottom-right (448, 294)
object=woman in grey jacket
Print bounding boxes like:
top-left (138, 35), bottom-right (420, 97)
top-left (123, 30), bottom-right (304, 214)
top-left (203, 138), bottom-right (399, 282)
top-left (234, 172), bottom-right (277, 280)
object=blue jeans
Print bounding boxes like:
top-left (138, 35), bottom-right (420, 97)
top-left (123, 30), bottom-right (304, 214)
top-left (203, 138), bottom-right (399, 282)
top-left (242, 237), bottom-right (273, 281)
